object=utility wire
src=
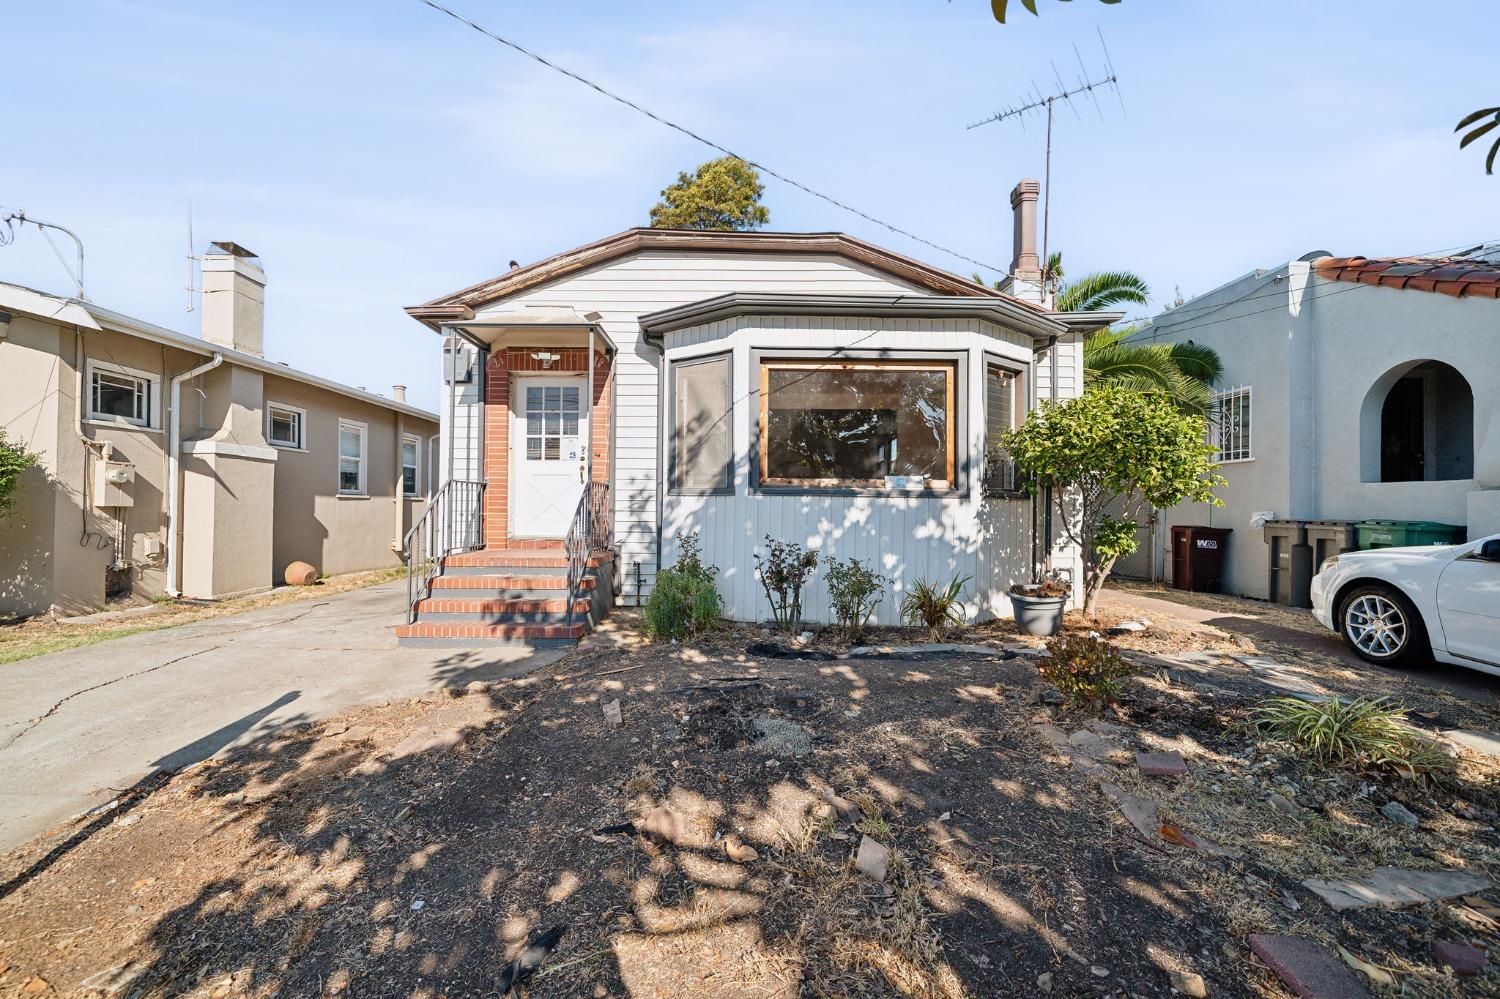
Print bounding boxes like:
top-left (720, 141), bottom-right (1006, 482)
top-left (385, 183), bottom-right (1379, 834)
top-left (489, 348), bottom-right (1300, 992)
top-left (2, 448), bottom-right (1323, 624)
top-left (413, 0), bottom-right (1011, 277)
top-left (1120, 236), bottom-right (1499, 341)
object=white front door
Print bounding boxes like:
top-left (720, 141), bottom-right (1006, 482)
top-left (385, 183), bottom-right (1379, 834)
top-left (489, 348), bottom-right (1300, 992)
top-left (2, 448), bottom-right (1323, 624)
top-left (511, 376), bottom-right (588, 538)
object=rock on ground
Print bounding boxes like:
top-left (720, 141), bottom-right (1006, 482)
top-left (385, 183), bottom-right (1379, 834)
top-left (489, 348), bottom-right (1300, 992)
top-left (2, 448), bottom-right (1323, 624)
top-left (1302, 867), bottom-right (1493, 912)
top-left (854, 835), bottom-right (889, 882)
top-left (1247, 934), bottom-right (1373, 999)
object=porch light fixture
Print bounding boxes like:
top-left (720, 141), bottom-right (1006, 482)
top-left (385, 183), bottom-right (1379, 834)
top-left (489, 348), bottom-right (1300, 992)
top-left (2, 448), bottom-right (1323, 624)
top-left (531, 350), bottom-right (561, 369)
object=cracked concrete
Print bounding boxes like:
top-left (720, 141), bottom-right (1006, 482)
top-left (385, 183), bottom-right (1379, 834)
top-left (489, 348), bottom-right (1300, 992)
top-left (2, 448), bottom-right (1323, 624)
top-left (0, 582), bottom-right (566, 853)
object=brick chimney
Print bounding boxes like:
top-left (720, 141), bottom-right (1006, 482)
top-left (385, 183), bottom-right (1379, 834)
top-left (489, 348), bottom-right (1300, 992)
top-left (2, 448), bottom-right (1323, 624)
top-left (201, 242), bottom-right (266, 356)
top-left (998, 179), bottom-right (1044, 304)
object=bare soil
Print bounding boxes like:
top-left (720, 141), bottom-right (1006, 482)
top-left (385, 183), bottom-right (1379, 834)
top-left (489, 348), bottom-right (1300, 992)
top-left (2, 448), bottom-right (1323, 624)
top-left (1, 606), bottom-right (1498, 998)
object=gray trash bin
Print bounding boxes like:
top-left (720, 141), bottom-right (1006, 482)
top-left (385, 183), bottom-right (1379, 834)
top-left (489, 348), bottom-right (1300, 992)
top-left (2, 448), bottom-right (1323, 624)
top-left (1305, 520), bottom-right (1358, 571)
top-left (1263, 520), bottom-right (1313, 608)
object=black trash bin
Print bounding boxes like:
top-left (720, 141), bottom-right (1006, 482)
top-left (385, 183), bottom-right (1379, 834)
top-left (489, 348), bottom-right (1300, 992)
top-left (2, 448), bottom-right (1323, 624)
top-left (1306, 520), bottom-right (1358, 572)
top-left (1262, 520), bottom-right (1313, 608)
top-left (1171, 526), bottom-right (1232, 593)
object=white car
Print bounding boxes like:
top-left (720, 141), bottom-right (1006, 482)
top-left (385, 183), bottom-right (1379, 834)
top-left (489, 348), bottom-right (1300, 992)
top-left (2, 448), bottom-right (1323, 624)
top-left (1311, 532), bottom-right (1500, 671)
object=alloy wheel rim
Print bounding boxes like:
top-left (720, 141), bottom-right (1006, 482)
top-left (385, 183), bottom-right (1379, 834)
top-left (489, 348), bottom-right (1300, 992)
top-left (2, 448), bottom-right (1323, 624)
top-left (1345, 594), bottom-right (1407, 658)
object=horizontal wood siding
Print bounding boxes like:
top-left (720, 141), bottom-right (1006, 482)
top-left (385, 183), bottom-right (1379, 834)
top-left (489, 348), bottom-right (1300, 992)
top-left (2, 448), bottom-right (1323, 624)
top-left (478, 252), bottom-right (927, 598)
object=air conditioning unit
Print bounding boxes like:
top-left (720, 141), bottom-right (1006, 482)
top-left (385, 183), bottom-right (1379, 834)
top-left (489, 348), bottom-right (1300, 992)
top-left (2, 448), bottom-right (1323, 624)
top-left (92, 460), bottom-right (136, 508)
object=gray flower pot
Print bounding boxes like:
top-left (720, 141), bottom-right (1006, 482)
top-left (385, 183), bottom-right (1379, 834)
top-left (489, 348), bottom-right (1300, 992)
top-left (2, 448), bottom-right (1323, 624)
top-left (1011, 592), bottom-right (1067, 637)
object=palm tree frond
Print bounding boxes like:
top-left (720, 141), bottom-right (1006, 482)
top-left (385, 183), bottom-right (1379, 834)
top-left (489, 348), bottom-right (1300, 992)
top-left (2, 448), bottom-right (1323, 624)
top-left (1165, 341), bottom-right (1224, 385)
top-left (1056, 270), bottom-right (1150, 313)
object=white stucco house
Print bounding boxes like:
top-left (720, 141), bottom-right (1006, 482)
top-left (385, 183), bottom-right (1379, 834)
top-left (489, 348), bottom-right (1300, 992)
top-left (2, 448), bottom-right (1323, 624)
top-left (1143, 244), bottom-right (1500, 600)
top-left (395, 181), bottom-right (1121, 645)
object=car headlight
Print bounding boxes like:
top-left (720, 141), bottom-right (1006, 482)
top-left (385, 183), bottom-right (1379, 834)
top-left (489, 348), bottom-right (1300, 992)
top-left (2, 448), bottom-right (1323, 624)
top-left (1319, 555), bottom-right (1340, 575)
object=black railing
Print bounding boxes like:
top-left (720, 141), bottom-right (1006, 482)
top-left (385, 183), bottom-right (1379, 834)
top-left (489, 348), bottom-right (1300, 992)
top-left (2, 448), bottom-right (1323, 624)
top-left (564, 481), bottom-right (612, 621)
top-left (403, 478), bottom-right (485, 623)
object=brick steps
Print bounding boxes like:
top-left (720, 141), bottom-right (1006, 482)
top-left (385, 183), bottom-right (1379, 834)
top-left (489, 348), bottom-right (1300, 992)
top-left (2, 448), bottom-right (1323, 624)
top-left (430, 574), bottom-right (595, 592)
top-left (443, 549), bottom-right (615, 570)
top-left (395, 621), bottom-right (586, 642)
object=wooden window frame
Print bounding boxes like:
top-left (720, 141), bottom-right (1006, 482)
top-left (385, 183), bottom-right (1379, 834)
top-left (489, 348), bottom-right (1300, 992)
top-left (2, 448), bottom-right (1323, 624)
top-left (669, 351), bottom-right (734, 496)
top-left (265, 401), bottom-right (307, 451)
top-left (983, 358), bottom-right (1028, 498)
top-left (86, 360), bottom-right (161, 430)
top-left (757, 358), bottom-right (957, 490)
top-left (401, 432), bottom-right (421, 497)
top-left (337, 418), bottom-right (368, 496)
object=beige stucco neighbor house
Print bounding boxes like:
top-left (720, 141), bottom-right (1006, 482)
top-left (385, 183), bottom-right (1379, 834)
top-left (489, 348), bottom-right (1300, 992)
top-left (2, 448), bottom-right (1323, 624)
top-left (397, 181), bottom-right (1117, 647)
top-left (0, 243), bottom-right (439, 618)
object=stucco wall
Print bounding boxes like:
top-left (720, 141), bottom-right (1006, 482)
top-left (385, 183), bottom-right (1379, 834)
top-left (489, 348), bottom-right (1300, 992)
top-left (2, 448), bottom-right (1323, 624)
top-left (1153, 262), bottom-right (1498, 599)
top-left (0, 306), bottom-right (436, 616)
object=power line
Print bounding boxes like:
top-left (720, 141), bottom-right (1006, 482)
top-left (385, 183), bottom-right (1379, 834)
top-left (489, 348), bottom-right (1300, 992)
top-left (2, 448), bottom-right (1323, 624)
top-left (1121, 237), bottom-right (1498, 341)
top-left (413, 0), bottom-right (1011, 276)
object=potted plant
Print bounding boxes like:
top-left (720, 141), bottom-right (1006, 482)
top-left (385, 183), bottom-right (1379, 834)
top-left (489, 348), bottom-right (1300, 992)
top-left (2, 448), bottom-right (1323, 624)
top-left (1008, 571), bottom-right (1071, 637)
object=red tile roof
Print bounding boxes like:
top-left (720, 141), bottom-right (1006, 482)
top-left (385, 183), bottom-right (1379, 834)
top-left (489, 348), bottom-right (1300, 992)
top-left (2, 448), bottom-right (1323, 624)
top-left (1315, 248), bottom-right (1500, 299)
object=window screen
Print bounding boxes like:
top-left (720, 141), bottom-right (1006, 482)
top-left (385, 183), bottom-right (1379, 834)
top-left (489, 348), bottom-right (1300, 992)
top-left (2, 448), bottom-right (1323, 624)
top-left (984, 363), bottom-right (1022, 494)
top-left (674, 355), bottom-right (731, 490)
top-left (338, 422), bottom-right (365, 494)
top-left (268, 405), bottom-right (302, 448)
top-left (91, 369), bottom-right (152, 426)
top-left (760, 360), bottom-right (954, 487)
top-left (401, 436), bottom-right (420, 495)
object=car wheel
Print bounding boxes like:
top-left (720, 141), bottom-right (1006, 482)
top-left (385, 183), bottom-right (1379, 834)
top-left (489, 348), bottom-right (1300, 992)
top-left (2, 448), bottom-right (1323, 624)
top-left (1338, 584), bottom-right (1429, 668)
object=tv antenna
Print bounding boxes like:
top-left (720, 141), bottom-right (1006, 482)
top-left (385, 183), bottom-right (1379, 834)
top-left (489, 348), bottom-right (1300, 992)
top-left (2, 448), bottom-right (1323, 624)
top-left (185, 202), bottom-right (200, 313)
top-left (0, 208), bottom-right (87, 300)
top-left (967, 29), bottom-right (1124, 290)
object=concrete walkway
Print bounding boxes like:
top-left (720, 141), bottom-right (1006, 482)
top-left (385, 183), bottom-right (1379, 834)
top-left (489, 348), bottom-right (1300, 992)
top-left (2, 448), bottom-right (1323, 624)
top-left (1101, 586), bottom-right (1500, 706)
top-left (0, 582), bottom-right (565, 854)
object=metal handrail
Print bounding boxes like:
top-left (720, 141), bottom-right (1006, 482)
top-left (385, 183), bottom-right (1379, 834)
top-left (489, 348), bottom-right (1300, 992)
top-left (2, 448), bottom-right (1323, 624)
top-left (403, 478), bottom-right (485, 623)
top-left (563, 481), bottom-right (612, 624)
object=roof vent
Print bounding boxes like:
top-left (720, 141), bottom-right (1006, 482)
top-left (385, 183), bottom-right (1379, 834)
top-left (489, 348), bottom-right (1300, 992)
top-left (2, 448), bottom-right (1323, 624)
top-left (1297, 250), bottom-right (1332, 262)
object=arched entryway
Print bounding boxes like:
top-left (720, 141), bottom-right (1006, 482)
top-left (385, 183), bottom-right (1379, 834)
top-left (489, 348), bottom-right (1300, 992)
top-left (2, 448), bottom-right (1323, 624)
top-left (1360, 360), bottom-right (1474, 483)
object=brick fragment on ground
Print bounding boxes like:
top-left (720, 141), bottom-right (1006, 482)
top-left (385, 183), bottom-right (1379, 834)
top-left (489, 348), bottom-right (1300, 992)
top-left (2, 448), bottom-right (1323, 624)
top-left (1135, 750), bottom-right (1189, 777)
top-left (1434, 940), bottom-right (1486, 976)
top-left (1247, 934), bottom-right (1373, 999)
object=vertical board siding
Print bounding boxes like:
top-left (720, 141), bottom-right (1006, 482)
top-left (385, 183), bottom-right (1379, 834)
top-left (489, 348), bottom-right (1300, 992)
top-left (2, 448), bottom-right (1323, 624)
top-left (660, 314), bottom-right (1043, 625)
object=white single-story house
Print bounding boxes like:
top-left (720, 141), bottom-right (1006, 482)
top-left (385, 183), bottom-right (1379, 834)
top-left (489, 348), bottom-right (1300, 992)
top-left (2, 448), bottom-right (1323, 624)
top-left (396, 181), bottom-right (1121, 645)
top-left (1140, 244), bottom-right (1499, 600)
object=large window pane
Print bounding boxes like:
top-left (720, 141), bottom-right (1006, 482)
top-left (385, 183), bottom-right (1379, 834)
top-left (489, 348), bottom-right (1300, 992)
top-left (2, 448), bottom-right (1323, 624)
top-left (674, 355), bottom-right (731, 490)
top-left (761, 361), bottom-right (953, 487)
top-left (983, 363), bottom-right (1021, 495)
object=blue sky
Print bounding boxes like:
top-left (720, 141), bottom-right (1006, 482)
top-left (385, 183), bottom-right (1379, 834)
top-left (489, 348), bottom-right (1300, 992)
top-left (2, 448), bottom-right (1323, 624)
top-left (3, 0), bottom-right (1496, 412)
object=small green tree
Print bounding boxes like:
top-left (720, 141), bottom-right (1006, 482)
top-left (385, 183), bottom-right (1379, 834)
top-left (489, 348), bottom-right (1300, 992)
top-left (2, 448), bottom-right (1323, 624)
top-left (0, 429), bottom-right (41, 519)
top-left (649, 156), bottom-right (770, 231)
top-left (1002, 386), bottom-right (1224, 615)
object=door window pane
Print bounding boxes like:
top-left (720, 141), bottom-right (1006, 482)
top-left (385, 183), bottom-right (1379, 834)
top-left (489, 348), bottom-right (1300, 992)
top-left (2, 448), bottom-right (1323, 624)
top-left (673, 355), bottom-right (731, 490)
top-left (761, 361), bottom-right (953, 487)
top-left (522, 381), bottom-right (582, 463)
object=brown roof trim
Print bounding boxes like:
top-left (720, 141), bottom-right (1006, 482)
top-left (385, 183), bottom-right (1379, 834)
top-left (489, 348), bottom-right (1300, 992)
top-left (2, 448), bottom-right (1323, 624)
top-left (1315, 255), bottom-right (1500, 300)
top-left (409, 228), bottom-right (1029, 326)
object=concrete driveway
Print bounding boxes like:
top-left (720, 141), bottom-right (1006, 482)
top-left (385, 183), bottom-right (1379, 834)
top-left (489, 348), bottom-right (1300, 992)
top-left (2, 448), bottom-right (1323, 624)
top-left (0, 581), bottom-right (565, 854)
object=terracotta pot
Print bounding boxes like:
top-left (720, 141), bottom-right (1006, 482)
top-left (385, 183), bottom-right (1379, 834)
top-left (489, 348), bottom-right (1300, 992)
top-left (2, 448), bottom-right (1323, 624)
top-left (284, 561), bottom-right (318, 586)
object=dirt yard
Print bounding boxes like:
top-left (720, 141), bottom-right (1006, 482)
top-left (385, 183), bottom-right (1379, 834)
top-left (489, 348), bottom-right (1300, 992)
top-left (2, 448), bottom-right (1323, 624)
top-left (2, 604), bottom-right (1498, 998)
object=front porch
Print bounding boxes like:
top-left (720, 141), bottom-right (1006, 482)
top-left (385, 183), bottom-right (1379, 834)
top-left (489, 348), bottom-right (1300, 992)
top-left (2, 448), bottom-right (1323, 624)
top-left (396, 312), bottom-right (618, 647)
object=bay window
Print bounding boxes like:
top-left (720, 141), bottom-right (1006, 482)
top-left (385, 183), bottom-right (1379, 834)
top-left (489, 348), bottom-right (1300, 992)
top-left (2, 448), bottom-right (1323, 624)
top-left (758, 359), bottom-right (955, 489)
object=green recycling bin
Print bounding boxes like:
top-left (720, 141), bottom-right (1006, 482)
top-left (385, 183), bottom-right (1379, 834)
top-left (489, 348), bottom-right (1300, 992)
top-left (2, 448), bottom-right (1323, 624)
top-left (1355, 520), bottom-right (1467, 550)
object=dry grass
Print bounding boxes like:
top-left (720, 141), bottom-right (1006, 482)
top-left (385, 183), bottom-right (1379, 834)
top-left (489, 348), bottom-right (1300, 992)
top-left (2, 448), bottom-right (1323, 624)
top-left (0, 566), bottom-right (404, 665)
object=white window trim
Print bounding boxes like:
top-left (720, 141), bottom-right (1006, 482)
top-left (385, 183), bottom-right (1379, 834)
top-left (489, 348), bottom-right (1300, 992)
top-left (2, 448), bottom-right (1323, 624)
top-left (337, 418), bottom-right (368, 496)
top-left (265, 401), bottom-right (308, 451)
top-left (1212, 385), bottom-right (1254, 464)
top-left (85, 360), bottom-right (161, 431)
top-left (401, 432), bottom-right (421, 497)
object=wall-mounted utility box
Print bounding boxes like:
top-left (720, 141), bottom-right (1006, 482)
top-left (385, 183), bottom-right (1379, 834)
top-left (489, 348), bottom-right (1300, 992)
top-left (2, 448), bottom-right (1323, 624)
top-left (92, 460), bottom-right (136, 508)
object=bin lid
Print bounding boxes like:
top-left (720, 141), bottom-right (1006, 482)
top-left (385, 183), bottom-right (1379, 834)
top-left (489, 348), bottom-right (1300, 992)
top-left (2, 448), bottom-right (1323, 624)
top-left (1357, 520), bottom-right (1464, 530)
top-left (1264, 520), bottom-right (1308, 527)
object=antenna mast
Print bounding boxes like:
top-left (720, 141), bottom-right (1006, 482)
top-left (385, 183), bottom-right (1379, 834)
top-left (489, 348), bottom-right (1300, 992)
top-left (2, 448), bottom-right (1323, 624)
top-left (967, 31), bottom-right (1124, 292)
top-left (186, 203), bottom-right (200, 313)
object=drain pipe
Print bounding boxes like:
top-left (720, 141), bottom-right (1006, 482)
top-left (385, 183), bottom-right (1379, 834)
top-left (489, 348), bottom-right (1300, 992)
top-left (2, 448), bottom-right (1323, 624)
top-left (165, 352), bottom-right (223, 596)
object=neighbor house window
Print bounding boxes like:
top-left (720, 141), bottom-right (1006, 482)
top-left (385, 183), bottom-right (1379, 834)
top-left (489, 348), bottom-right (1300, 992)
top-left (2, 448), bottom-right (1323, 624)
top-left (266, 402), bottom-right (305, 449)
top-left (673, 354), bottom-right (732, 491)
top-left (401, 434), bottom-right (421, 496)
top-left (759, 359), bottom-right (955, 489)
top-left (88, 362), bottom-right (159, 429)
top-left (983, 362), bottom-right (1025, 495)
top-left (1212, 386), bottom-right (1252, 463)
top-left (338, 419), bottom-right (367, 495)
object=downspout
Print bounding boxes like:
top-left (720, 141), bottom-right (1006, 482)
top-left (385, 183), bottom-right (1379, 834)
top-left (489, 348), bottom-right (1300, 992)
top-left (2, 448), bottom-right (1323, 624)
top-left (392, 411), bottom-right (405, 554)
top-left (165, 352), bottom-right (224, 596)
top-left (646, 332), bottom-right (667, 608)
top-left (1045, 335), bottom-right (1059, 574)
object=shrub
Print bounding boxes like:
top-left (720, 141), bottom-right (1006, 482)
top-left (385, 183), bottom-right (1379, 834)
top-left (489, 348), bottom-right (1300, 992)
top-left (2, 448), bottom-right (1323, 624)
top-left (643, 533), bottom-right (722, 640)
top-left (754, 536), bottom-right (818, 632)
top-left (1251, 696), bottom-right (1455, 781)
top-left (900, 574), bottom-right (969, 641)
top-left (1039, 634), bottom-right (1135, 709)
top-left (825, 557), bottom-right (887, 642)
top-left (0, 429), bottom-right (41, 520)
